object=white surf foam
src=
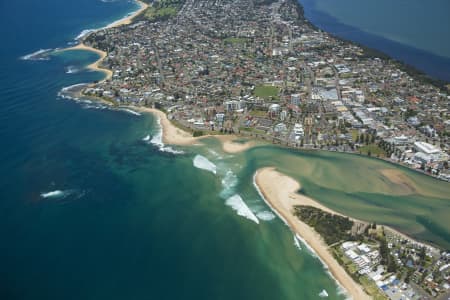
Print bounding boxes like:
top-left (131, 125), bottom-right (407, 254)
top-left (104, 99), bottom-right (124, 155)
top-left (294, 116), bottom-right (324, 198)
top-left (225, 194), bottom-right (259, 224)
top-left (41, 189), bottom-right (87, 201)
top-left (75, 29), bottom-right (96, 40)
top-left (119, 108), bottom-right (141, 116)
top-left (293, 234), bottom-right (302, 250)
top-left (40, 190), bottom-right (65, 198)
top-left (252, 172), bottom-right (351, 298)
top-left (256, 210), bottom-right (276, 221)
top-left (142, 134), bottom-right (150, 142)
top-left (219, 170), bottom-right (238, 198)
top-left (193, 155), bottom-right (216, 174)
top-left (148, 117), bottom-right (184, 154)
top-left (318, 289), bottom-right (329, 298)
top-left (60, 83), bottom-right (88, 92)
top-left (20, 48), bottom-right (52, 61)
top-left (65, 65), bottom-right (80, 74)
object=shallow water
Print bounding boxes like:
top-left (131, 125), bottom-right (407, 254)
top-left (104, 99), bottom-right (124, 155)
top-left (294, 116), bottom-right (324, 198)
top-left (1, 1), bottom-right (449, 299)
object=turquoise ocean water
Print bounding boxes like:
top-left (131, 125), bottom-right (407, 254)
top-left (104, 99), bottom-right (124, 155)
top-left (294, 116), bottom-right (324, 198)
top-left (0, 0), bottom-right (347, 299)
top-left (1, 1), bottom-right (449, 299)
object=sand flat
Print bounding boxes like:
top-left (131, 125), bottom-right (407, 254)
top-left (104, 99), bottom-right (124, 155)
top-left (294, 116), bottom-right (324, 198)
top-left (380, 168), bottom-right (417, 194)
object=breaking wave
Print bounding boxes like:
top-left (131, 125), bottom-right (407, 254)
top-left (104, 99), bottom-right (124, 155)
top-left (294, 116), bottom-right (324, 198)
top-left (147, 117), bottom-right (184, 154)
top-left (252, 171), bottom-right (350, 296)
top-left (225, 194), bottom-right (259, 224)
top-left (65, 65), bottom-right (81, 74)
top-left (40, 189), bottom-right (85, 200)
top-left (293, 234), bottom-right (302, 250)
top-left (142, 135), bottom-right (150, 142)
top-left (219, 170), bottom-right (238, 198)
top-left (20, 48), bottom-right (53, 61)
top-left (256, 210), bottom-right (276, 221)
top-left (318, 289), bottom-right (329, 298)
top-left (40, 190), bottom-right (66, 198)
top-left (75, 29), bottom-right (96, 40)
top-left (193, 155), bottom-right (216, 174)
top-left (119, 108), bottom-right (141, 116)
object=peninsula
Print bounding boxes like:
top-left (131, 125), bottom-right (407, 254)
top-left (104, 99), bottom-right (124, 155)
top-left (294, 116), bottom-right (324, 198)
top-left (61, 0), bottom-right (450, 298)
top-left (67, 0), bottom-right (450, 183)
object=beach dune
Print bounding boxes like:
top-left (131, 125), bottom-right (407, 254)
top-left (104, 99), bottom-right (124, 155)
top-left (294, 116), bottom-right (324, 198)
top-left (255, 167), bottom-right (371, 300)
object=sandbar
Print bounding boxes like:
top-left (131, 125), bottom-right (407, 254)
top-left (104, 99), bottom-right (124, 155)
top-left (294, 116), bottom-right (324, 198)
top-left (380, 168), bottom-right (416, 194)
top-left (255, 167), bottom-right (371, 300)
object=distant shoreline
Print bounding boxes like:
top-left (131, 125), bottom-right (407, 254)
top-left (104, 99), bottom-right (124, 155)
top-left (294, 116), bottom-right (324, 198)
top-left (296, 0), bottom-right (449, 87)
top-left (61, 0), bottom-right (148, 82)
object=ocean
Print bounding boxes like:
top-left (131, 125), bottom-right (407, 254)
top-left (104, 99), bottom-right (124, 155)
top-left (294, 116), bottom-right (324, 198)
top-left (0, 0), bottom-right (449, 299)
top-left (299, 0), bottom-right (450, 82)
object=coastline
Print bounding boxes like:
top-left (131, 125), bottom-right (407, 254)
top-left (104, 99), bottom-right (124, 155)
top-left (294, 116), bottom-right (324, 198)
top-left (296, 0), bottom-right (450, 87)
top-left (135, 107), bottom-right (257, 153)
top-left (57, 0), bottom-right (447, 245)
top-left (64, 43), bottom-right (112, 82)
top-left (254, 167), bottom-right (371, 300)
top-left (104, 0), bottom-right (148, 29)
top-left (60, 0), bottom-right (447, 182)
top-left (61, 0), bottom-right (148, 82)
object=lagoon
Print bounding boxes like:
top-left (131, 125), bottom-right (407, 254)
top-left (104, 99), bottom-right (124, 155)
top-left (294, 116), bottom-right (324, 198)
top-left (299, 0), bottom-right (450, 81)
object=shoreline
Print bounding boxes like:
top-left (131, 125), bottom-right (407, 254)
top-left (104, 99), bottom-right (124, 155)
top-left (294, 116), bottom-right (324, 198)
top-left (64, 43), bottom-right (112, 82)
top-left (61, 0), bottom-right (148, 82)
top-left (135, 107), bottom-right (257, 153)
top-left (104, 0), bottom-right (148, 29)
top-left (254, 167), bottom-right (371, 300)
top-left (296, 0), bottom-right (449, 88)
top-left (59, 0), bottom-right (447, 183)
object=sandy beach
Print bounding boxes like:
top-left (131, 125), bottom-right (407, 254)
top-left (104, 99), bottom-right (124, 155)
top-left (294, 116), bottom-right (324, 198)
top-left (62, 0), bottom-right (148, 82)
top-left (137, 107), bottom-right (201, 145)
top-left (136, 107), bottom-right (258, 153)
top-left (65, 43), bottom-right (112, 81)
top-left (255, 167), bottom-right (371, 300)
top-left (105, 0), bottom-right (148, 28)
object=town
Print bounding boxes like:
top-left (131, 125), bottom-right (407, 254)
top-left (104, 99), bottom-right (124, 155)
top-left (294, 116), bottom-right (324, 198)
top-left (294, 205), bottom-right (450, 299)
top-left (75, 0), bottom-right (450, 298)
top-left (81, 0), bottom-right (450, 182)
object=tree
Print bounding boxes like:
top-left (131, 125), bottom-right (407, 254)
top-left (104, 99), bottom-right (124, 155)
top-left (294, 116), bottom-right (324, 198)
top-left (419, 246), bottom-right (426, 265)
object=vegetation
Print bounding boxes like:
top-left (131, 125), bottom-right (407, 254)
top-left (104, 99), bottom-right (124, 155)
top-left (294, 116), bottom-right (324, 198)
top-left (379, 236), bottom-right (398, 273)
top-left (359, 144), bottom-right (385, 157)
top-left (137, 0), bottom-right (184, 22)
top-left (293, 205), bottom-right (354, 245)
top-left (192, 130), bottom-right (204, 137)
top-left (223, 37), bottom-right (249, 45)
top-left (253, 85), bottom-right (280, 100)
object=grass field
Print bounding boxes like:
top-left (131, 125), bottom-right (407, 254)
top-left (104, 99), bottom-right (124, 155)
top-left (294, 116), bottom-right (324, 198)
top-left (223, 37), bottom-right (249, 45)
top-left (253, 85), bottom-right (280, 100)
top-left (141, 0), bottom-right (182, 21)
top-left (359, 144), bottom-right (386, 157)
